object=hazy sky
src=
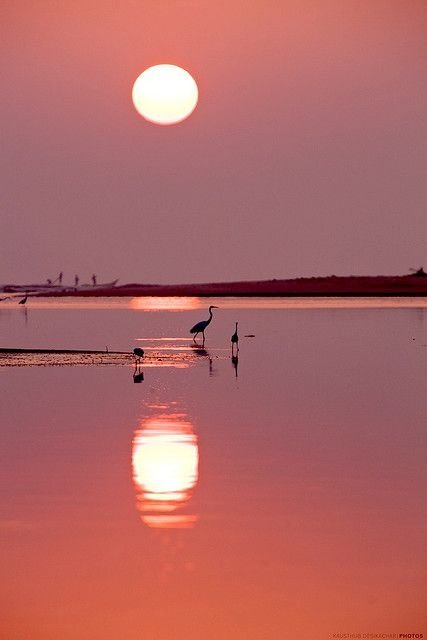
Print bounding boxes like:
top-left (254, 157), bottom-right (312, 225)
top-left (1, 1), bottom-right (426, 284)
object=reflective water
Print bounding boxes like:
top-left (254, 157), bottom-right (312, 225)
top-left (1, 297), bottom-right (426, 639)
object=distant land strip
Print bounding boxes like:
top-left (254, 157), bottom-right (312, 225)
top-left (2, 275), bottom-right (427, 297)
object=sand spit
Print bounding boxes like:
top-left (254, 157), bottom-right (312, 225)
top-left (0, 348), bottom-right (208, 368)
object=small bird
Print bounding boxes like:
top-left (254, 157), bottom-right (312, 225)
top-left (133, 347), bottom-right (144, 363)
top-left (231, 322), bottom-right (239, 353)
top-left (189, 305), bottom-right (218, 343)
top-left (19, 295), bottom-right (28, 305)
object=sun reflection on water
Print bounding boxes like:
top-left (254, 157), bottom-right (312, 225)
top-left (130, 297), bottom-right (201, 311)
top-left (132, 412), bottom-right (199, 529)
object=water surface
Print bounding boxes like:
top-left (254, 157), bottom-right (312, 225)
top-left (1, 297), bottom-right (426, 639)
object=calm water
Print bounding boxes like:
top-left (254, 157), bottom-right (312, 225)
top-left (1, 297), bottom-right (426, 639)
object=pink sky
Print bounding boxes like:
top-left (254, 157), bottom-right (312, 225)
top-left (1, 1), bottom-right (426, 284)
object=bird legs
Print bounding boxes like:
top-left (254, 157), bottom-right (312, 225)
top-left (193, 331), bottom-right (206, 346)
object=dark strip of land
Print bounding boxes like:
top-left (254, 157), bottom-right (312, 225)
top-left (2, 274), bottom-right (427, 298)
top-left (33, 275), bottom-right (427, 297)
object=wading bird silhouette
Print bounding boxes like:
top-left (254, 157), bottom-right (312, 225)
top-left (189, 306), bottom-right (218, 343)
top-left (133, 347), bottom-right (144, 364)
top-left (231, 322), bottom-right (239, 354)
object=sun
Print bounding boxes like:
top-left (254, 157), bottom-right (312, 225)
top-left (132, 64), bottom-right (198, 126)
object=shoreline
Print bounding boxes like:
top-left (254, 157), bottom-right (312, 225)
top-left (2, 275), bottom-right (427, 298)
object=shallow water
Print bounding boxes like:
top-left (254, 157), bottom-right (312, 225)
top-left (1, 297), bottom-right (426, 639)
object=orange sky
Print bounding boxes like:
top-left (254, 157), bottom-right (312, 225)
top-left (1, 1), bottom-right (426, 284)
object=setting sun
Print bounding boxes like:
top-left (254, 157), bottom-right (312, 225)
top-left (132, 64), bottom-right (198, 125)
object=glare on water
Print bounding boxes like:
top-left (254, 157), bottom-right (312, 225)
top-left (132, 411), bottom-right (199, 529)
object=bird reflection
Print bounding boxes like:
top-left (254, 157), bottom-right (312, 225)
top-left (132, 347), bottom-right (145, 383)
top-left (132, 412), bottom-right (199, 529)
top-left (21, 305), bottom-right (29, 325)
top-left (231, 354), bottom-right (239, 377)
top-left (190, 343), bottom-right (208, 357)
top-left (133, 367), bottom-right (144, 383)
top-left (190, 343), bottom-right (216, 376)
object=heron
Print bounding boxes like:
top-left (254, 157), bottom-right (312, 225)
top-left (231, 322), bottom-right (239, 353)
top-left (133, 347), bottom-right (144, 364)
top-left (189, 305), bottom-right (218, 342)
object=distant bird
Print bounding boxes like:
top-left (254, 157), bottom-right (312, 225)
top-left (189, 305), bottom-right (218, 342)
top-left (19, 295), bottom-right (28, 305)
top-left (133, 347), bottom-right (144, 363)
top-left (231, 322), bottom-right (239, 352)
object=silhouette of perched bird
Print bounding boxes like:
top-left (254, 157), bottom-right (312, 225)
top-left (133, 347), bottom-right (144, 363)
top-left (19, 295), bottom-right (28, 305)
top-left (190, 306), bottom-right (218, 342)
top-left (231, 322), bottom-right (239, 352)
